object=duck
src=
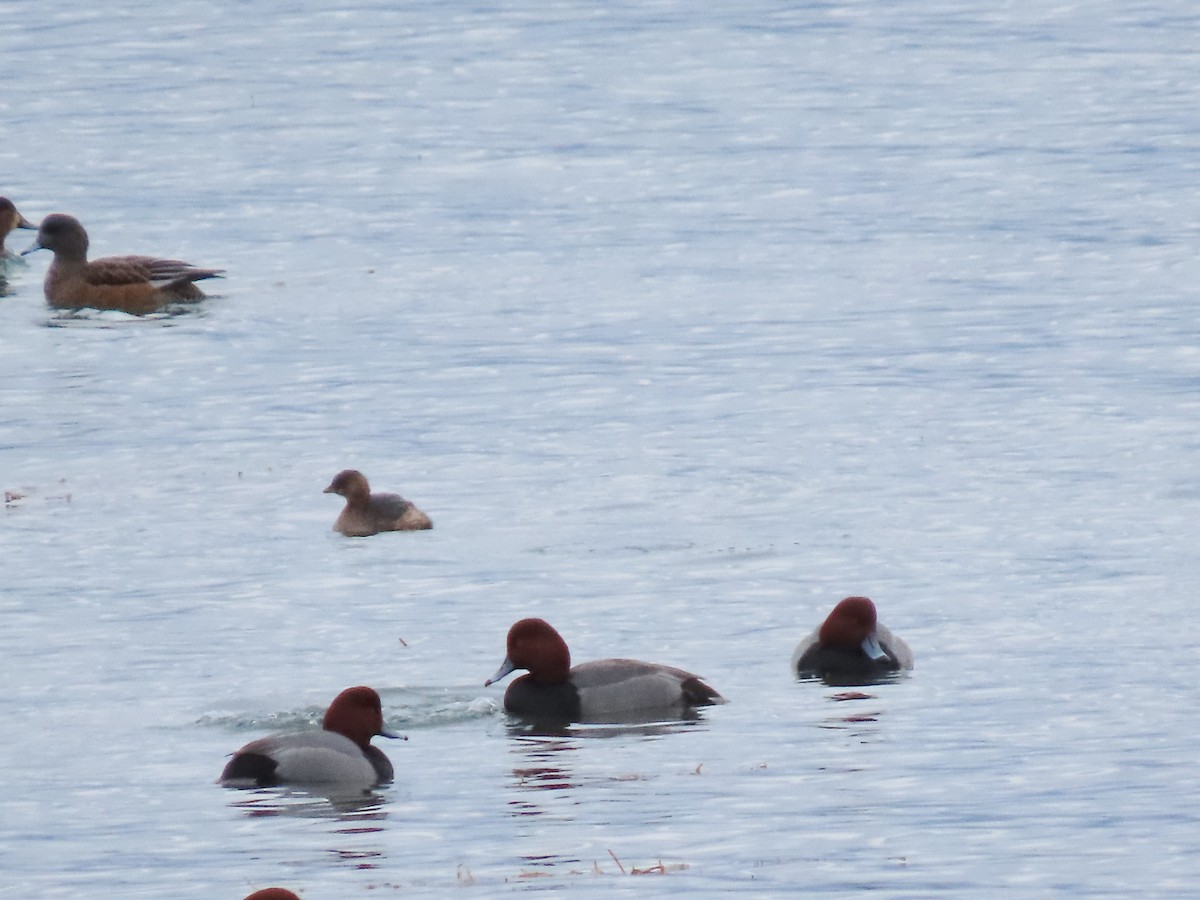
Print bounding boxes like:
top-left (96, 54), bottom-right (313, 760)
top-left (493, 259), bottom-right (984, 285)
top-left (0, 197), bottom-right (35, 258)
top-left (245, 891), bottom-right (301, 900)
top-left (21, 213), bottom-right (223, 313)
top-left (791, 596), bottom-right (913, 684)
top-left (323, 469), bottom-right (432, 536)
top-left (485, 617), bottom-right (725, 722)
top-left (219, 686), bottom-right (402, 787)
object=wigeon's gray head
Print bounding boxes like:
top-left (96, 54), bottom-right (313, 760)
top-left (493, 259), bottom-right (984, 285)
top-left (322, 686), bottom-right (404, 749)
top-left (486, 617), bottom-right (572, 686)
top-left (22, 213), bottom-right (89, 258)
top-left (818, 596), bottom-right (888, 660)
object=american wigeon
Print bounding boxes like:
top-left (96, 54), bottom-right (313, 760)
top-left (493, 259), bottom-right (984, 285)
top-left (21, 213), bottom-right (223, 314)
top-left (323, 469), bottom-right (433, 536)
top-left (219, 686), bottom-right (403, 787)
top-left (486, 617), bottom-right (726, 722)
top-left (0, 197), bottom-right (35, 257)
top-left (792, 596), bottom-right (914, 684)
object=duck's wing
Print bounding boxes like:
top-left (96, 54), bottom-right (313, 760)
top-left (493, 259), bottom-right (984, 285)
top-left (367, 492), bottom-right (415, 519)
top-left (85, 254), bottom-right (224, 288)
top-left (243, 731), bottom-right (379, 785)
top-left (876, 623), bottom-right (914, 669)
top-left (368, 492), bottom-right (433, 531)
top-left (572, 658), bottom-right (725, 714)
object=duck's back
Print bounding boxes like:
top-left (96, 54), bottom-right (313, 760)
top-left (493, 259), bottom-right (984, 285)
top-left (221, 730), bottom-right (386, 786)
top-left (570, 658), bottom-right (724, 718)
top-left (81, 254), bottom-right (220, 290)
top-left (367, 492), bottom-right (425, 523)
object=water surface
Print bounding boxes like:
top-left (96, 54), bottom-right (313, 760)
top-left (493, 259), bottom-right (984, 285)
top-left (2, 1), bottom-right (1198, 896)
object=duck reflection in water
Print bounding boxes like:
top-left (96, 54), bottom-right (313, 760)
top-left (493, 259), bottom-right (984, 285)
top-left (227, 790), bottom-right (391, 872)
top-left (227, 785), bottom-right (391, 821)
top-left (502, 723), bottom-right (703, 829)
top-left (510, 736), bottom-right (578, 795)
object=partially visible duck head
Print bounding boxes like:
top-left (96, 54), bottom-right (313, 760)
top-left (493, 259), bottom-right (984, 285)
top-left (0, 198), bottom-right (35, 242)
top-left (818, 596), bottom-right (888, 661)
top-left (22, 213), bottom-right (89, 259)
top-left (245, 891), bottom-right (301, 900)
top-left (323, 469), bottom-right (370, 505)
top-left (486, 617), bottom-right (572, 686)
top-left (322, 686), bottom-right (402, 749)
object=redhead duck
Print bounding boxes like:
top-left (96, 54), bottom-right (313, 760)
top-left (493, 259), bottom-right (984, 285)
top-left (792, 596), bottom-right (913, 684)
top-left (485, 617), bottom-right (726, 722)
top-left (0, 198), bottom-right (35, 257)
top-left (323, 469), bottom-right (432, 536)
top-left (245, 891), bottom-right (301, 900)
top-left (219, 686), bottom-right (402, 787)
top-left (21, 213), bottom-right (223, 313)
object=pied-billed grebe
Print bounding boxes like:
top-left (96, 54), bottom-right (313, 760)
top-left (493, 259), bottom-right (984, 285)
top-left (323, 469), bottom-right (432, 536)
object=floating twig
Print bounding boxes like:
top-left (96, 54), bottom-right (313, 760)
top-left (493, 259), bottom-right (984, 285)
top-left (607, 849), bottom-right (627, 875)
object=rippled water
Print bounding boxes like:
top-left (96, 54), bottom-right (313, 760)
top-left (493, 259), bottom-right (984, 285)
top-left (2, 1), bottom-right (1199, 897)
